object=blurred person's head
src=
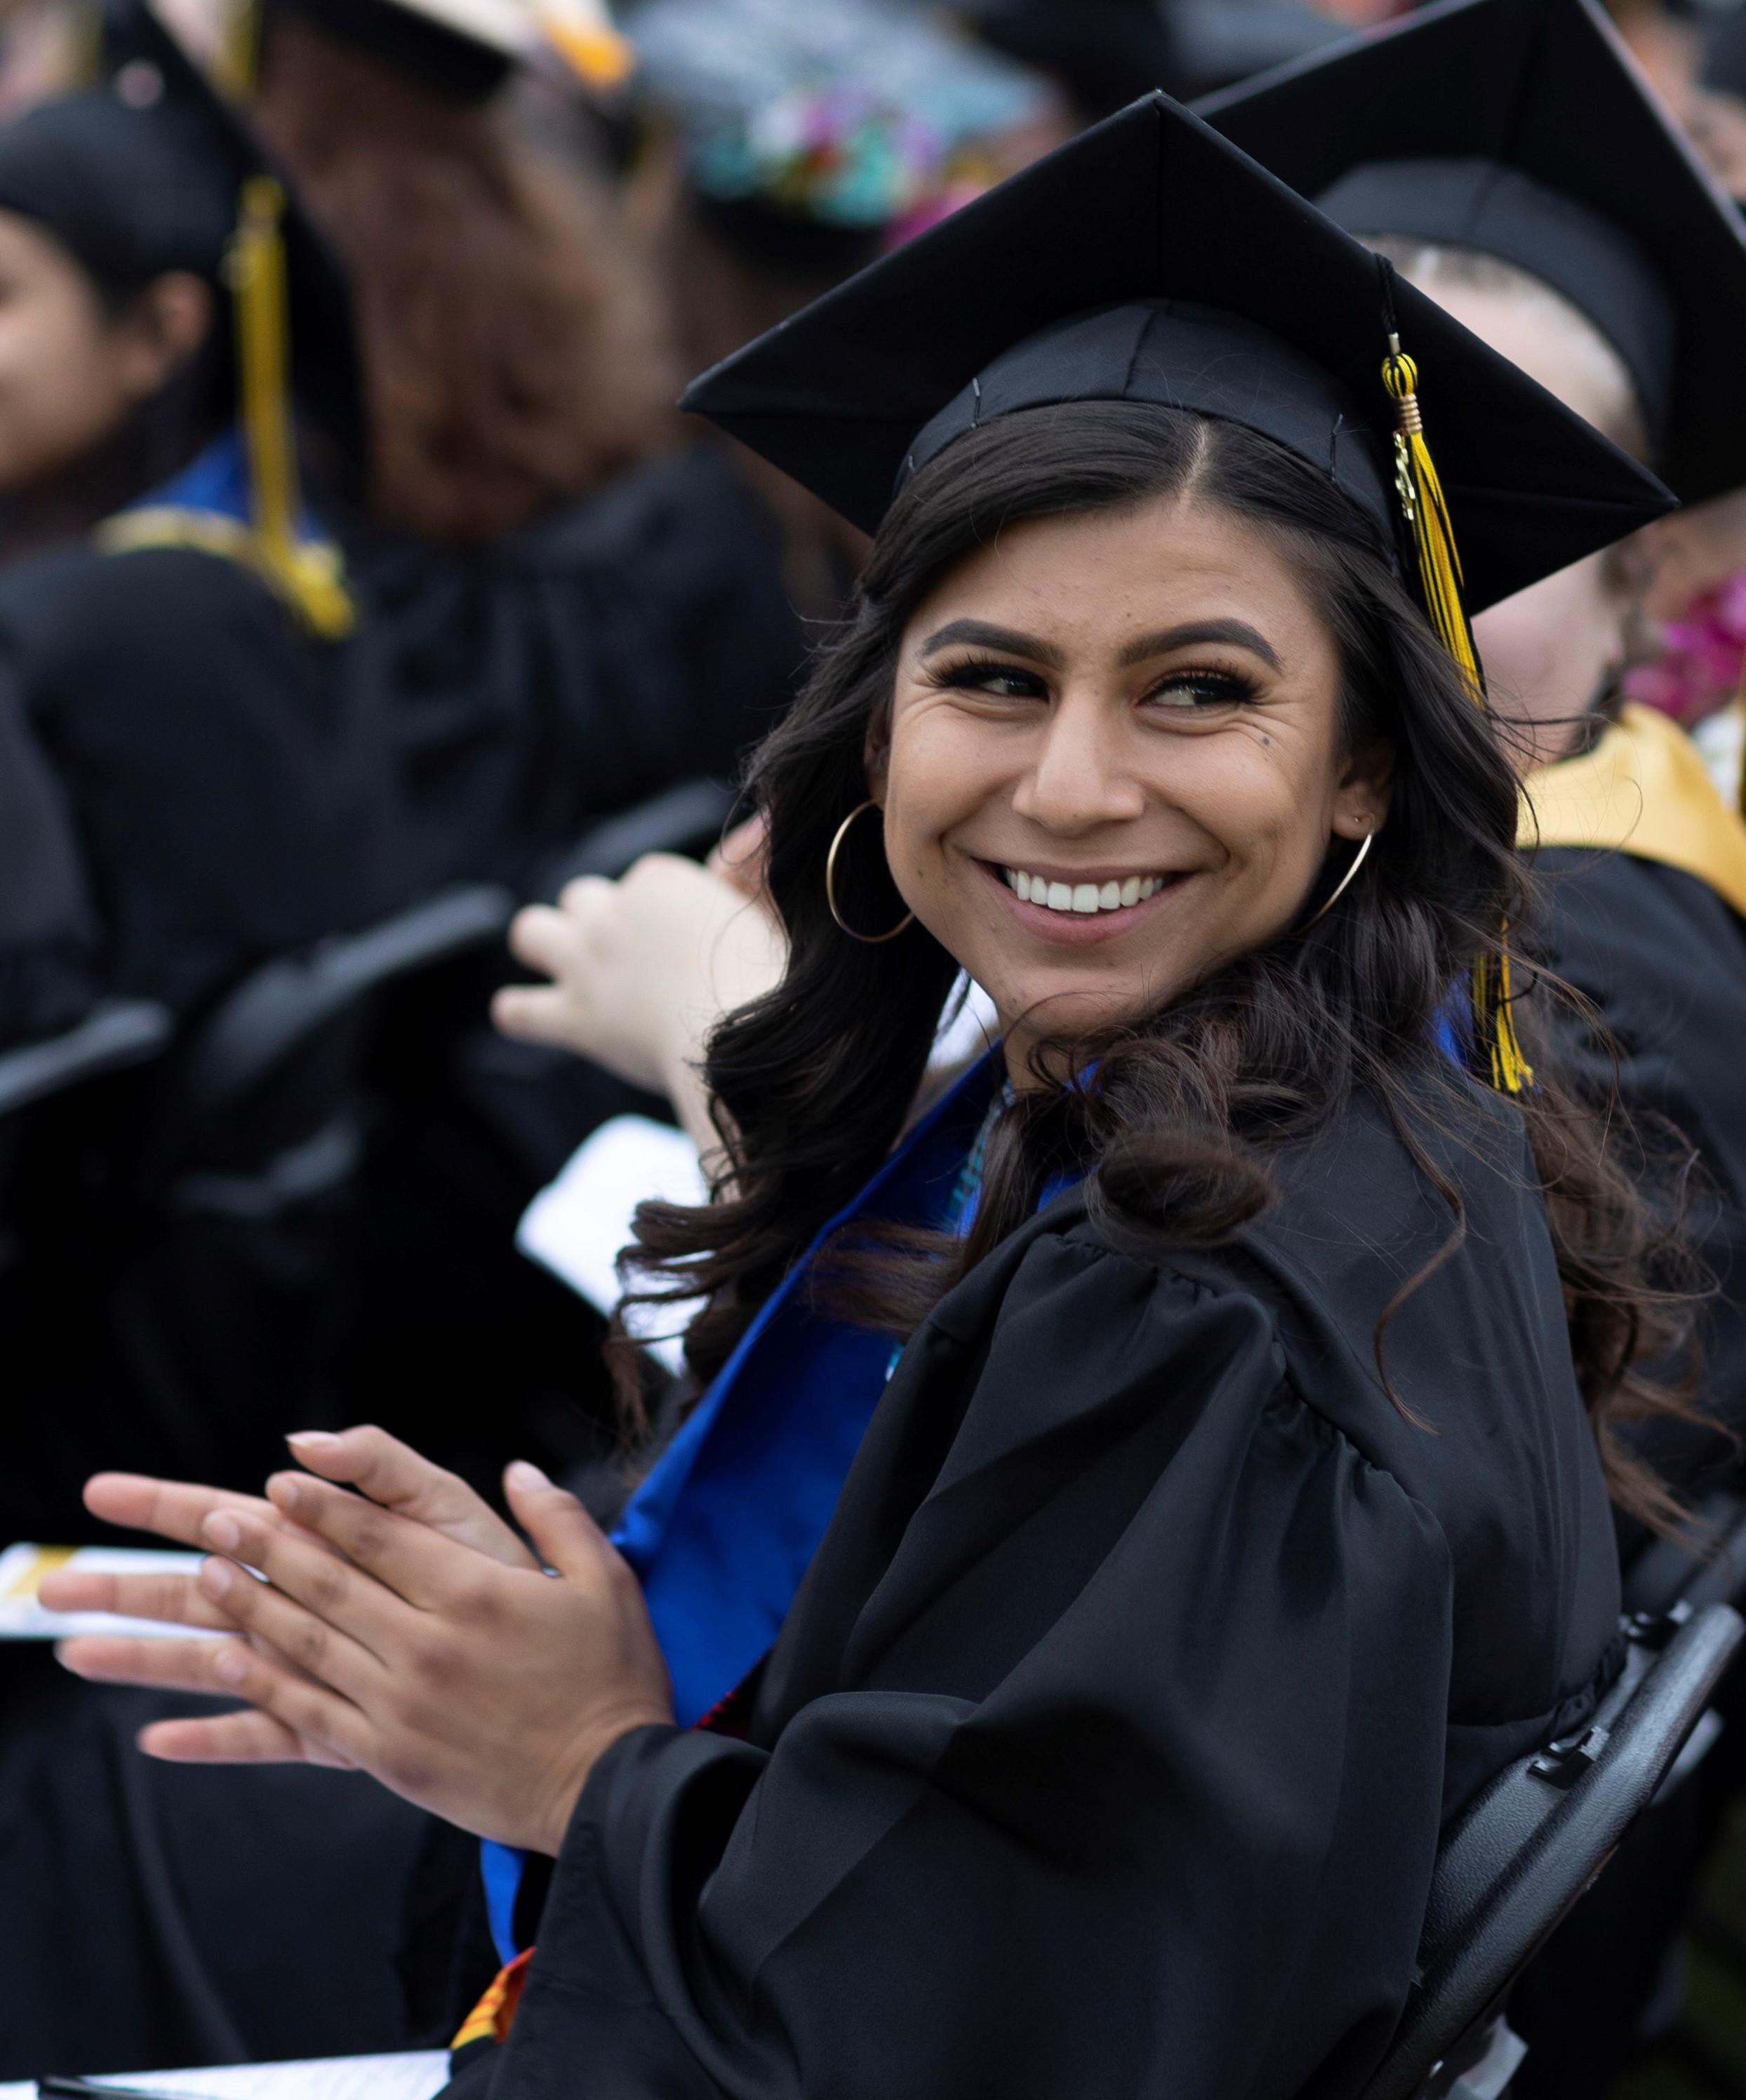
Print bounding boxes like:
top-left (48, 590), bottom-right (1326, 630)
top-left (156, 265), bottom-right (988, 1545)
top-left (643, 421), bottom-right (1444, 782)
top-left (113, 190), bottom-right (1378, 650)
top-left (0, 79), bottom-right (236, 543)
top-left (1371, 238), bottom-right (1648, 774)
top-left (1198, 0), bottom-right (1746, 772)
top-left (250, 0), bottom-right (675, 544)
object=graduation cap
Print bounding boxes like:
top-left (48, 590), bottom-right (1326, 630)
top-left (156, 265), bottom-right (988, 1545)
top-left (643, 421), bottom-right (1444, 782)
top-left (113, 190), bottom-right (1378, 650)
top-left (1196, 0), bottom-right (1746, 507)
top-left (0, 88), bottom-right (236, 297)
top-left (682, 91), bottom-right (1677, 1094)
top-left (87, 0), bottom-right (360, 637)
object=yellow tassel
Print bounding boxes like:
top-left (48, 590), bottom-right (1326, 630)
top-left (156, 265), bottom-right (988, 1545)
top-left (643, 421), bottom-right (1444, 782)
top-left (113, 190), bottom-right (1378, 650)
top-left (225, 175), bottom-right (354, 639)
top-left (213, 0), bottom-right (262, 100)
top-left (1382, 331), bottom-right (1533, 1094)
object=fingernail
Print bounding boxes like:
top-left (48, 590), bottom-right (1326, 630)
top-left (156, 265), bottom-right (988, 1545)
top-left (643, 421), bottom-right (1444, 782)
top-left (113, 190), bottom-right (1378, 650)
top-left (287, 1429), bottom-right (339, 1449)
top-left (267, 1473), bottom-right (303, 1510)
top-left (212, 1645), bottom-right (246, 1685)
top-left (199, 1556), bottom-right (233, 1597)
top-left (202, 1512), bottom-right (241, 1553)
top-left (506, 1459), bottom-right (550, 1491)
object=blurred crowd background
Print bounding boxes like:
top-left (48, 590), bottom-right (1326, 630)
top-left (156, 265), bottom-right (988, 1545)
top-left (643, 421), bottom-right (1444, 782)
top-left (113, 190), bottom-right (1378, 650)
top-left (5, 0), bottom-right (1746, 2089)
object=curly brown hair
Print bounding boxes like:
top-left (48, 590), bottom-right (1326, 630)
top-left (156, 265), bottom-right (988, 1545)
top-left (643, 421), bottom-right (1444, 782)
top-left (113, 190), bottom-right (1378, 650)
top-left (253, 15), bottom-right (679, 543)
top-left (621, 399), bottom-right (1709, 1536)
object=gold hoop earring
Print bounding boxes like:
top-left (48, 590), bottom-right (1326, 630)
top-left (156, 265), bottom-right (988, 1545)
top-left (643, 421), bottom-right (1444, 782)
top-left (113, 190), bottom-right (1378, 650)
top-left (825, 799), bottom-right (916, 943)
top-left (1300, 831), bottom-right (1375, 931)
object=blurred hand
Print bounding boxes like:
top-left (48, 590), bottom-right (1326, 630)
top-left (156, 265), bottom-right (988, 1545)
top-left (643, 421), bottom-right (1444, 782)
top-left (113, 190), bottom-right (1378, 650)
top-left (493, 851), bottom-right (785, 1148)
top-left (706, 812), bottom-right (771, 908)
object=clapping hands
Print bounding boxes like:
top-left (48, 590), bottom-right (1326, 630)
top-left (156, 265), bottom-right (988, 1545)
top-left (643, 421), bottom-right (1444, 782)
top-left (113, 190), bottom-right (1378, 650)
top-left (43, 1428), bottom-right (674, 1857)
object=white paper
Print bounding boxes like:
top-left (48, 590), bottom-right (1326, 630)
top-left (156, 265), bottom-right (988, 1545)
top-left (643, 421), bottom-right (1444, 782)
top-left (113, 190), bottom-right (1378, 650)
top-left (0, 1543), bottom-right (209, 1642)
top-left (0, 2048), bottom-right (452, 2099)
top-left (515, 1114), bottom-right (709, 1371)
top-left (514, 978), bottom-right (1001, 1374)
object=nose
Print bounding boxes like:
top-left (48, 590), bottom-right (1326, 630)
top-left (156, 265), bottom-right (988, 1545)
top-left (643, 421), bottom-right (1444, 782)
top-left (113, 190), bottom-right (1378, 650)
top-left (1011, 687), bottom-right (1147, 834)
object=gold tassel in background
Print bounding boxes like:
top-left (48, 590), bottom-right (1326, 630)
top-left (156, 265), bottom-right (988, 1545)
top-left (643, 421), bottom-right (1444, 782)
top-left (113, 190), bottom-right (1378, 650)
top-left (1381, 327), bottom-right (1533, 1096)
top-left (225, 174), bottom-right (353, 639)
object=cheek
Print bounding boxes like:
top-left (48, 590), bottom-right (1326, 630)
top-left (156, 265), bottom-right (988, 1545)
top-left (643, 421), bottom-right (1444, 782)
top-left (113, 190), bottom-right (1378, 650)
top-left (0, 309), bottom-right (128, 471)
top-left (881, 710), bottom-right (1004, 882)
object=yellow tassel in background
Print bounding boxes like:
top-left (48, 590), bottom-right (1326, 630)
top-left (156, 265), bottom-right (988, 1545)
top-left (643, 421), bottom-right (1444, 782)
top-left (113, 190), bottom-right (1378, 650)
top-left (1382, 332), bottom-right (1533, 1096)
top-left (225, 174), bottom-right (354, 639)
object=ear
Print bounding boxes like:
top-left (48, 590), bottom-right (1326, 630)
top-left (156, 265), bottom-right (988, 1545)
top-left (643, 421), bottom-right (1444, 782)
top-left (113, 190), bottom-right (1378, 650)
top-left (862, 716), bottom-right (891, 805)
top-left (114, 272), bottom-right (213, 403)
top-left (1333, 735), bottom-right (1394, 842)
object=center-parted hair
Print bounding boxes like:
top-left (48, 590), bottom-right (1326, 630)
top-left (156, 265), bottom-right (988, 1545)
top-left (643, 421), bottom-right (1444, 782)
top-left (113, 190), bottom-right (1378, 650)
top-left (623, 398), bottom-right (1701, 1529)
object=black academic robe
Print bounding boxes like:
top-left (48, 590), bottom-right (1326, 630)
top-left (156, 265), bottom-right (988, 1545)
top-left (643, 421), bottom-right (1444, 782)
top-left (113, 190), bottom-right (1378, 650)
top-left (1528, 846), bottom-right (1746, 1494)
top-left (0, 538), bottom-right (383, 1019)
top-left (339, 444), bottom-right (808, 903)
top-left (0, 664), bottom-right (100, 1048)
top-left (447, 1081), bottom-right (1622, 2100)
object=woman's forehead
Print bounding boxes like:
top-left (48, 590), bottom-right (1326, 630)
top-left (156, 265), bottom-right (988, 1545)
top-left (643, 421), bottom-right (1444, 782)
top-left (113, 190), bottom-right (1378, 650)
top-left (907, 497), bottom-right (1333, 646)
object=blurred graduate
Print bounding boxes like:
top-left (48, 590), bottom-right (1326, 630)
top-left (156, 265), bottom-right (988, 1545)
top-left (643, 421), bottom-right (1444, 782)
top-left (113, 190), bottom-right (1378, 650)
top-left (1203, 1), bottom-right (1746, 2079)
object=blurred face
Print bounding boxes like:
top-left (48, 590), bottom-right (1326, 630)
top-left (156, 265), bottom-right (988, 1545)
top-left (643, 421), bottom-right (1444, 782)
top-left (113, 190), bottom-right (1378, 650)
top-left (0, 210), bottom-right (207, 490)
top-left (1428, 276), bottom-right (1636, 776)
top-left (873, 493), bottom-right (1391, 1076)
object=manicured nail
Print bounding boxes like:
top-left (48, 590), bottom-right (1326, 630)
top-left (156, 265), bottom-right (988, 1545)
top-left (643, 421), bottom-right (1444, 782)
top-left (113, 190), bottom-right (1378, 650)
top-left (212, 1645), bottom-right (246, 1685)
top-left (287, 1429), bottom-right (339, 1449)
top-left (199, 1556), bottom-right (233, 1597)
top-left (202, 1512), bottom-right (241, 1553)
top-left (506, 1459), bottom-right (550, 1492)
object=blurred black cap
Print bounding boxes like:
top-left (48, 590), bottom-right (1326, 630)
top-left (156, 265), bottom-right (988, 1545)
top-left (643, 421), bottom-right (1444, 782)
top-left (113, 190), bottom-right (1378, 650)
top-left (264, 0), bottom-right (519, 105)
top-left (1198, 0), bottom-right (1746, 504)
top-left (681, 91), bottom-right (1673, 617)
top-left (0, 84), bottom-right (234, 294)
top-left (960, 0), bottom-right (1178, 119)
top-left (99, 0), bottom-right (363, 467)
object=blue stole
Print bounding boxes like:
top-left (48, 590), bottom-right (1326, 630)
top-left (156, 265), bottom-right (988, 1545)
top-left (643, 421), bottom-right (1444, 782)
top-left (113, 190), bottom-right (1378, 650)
top-left (482, 1051), bottom-right (1004, 1960)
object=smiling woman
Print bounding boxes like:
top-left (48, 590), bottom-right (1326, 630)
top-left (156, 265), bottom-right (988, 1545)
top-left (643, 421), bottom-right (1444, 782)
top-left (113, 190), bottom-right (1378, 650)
top-left (44, 93), bottom-right (1709, 2100)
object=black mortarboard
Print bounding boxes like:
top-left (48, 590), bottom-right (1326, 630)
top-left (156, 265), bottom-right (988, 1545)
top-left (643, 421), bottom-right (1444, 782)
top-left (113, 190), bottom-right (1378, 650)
top-left (0, 89), bottom-right (235, 295)
top-left (100, 0), bottom-right (361, 470)
top-left (680, 91), bottom-right (1673, 620)
top-left (88, 0), bottom-right (361, 634)
top-left (961, 0), bottom-right (1179, 119)
top-left (1197, 0), bottom-right (1746, 506)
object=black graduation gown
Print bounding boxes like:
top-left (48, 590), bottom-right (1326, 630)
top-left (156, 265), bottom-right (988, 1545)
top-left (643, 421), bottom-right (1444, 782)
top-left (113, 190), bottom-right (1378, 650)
top-left (339, 444), bottom-right (808, 903)
top-left (1528, 845), bottom-right (1746, 1496)
top-left (0, 663), bottom-right (100, 1048)
top-left (446, 1081), bottom-right (1621, 2100)
top-left (0, 537), bottom-right (383, 1018)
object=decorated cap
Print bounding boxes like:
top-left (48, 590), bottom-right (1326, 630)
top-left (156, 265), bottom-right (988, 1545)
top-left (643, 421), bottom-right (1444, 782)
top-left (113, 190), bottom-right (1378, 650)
top-left (631, 0), bottom-right (1051, 274)
top-left (1197, 0), bottom-right (1746, 505)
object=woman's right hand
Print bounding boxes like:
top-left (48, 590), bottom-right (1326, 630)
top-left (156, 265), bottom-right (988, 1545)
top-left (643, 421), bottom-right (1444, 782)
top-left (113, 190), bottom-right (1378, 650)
top-left (493, 851), bottom-right (785, 1150)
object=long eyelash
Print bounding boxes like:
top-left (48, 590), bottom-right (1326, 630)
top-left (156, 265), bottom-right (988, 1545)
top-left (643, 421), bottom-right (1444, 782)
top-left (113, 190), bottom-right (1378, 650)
top-left (931, 656), bottom-right (1043, 690)
top-left (1152, 664), bottom-right (1261, 703)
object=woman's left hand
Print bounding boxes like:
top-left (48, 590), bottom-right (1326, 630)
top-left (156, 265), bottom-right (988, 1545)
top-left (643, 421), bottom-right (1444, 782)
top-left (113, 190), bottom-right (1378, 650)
top-left (57, 1459), bottom-right (674, 1856)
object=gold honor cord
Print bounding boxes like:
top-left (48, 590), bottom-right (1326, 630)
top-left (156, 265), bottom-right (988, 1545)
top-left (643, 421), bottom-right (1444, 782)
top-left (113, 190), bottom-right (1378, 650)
top-left (1381, 330), bottom-right (1533, 1096)
top-left (225, 175), bottom-right (354, 638)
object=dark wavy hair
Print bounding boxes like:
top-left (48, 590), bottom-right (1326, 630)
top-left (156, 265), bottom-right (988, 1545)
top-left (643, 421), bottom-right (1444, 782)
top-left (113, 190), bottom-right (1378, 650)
top-left (622, 398), bottom-right (1701, 1530)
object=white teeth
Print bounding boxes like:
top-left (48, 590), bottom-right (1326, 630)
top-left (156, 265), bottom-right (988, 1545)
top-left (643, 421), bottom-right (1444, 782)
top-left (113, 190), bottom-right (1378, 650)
top-left (1000, 868), bottom-right (1170, 915)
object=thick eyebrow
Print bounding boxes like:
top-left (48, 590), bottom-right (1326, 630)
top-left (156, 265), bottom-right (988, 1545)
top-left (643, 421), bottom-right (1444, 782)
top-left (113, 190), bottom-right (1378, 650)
top-left (918, 618), bottom-right (1065, 668)
top-left (1118, 619), bottom-right (1283, 672)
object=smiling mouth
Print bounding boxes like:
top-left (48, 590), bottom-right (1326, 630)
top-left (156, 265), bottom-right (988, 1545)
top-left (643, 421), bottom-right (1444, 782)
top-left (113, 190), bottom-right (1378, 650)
top-left (999, 865), bottom-right (1181, 917)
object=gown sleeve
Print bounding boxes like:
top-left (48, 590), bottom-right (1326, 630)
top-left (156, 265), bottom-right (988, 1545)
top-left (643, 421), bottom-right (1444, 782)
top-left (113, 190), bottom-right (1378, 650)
top-left (452, 1248), bottom-right (1460, 2100)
